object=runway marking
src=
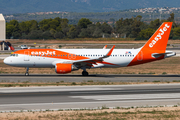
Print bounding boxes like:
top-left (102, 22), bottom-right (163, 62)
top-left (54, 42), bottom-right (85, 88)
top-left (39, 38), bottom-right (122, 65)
top-left (70, 93), bottom-right (180, 100)
top-left (1, 88), bottom-right (180, 93)
top-left (70, 88), bottom-right (180, 94)
top-left (0, 88), bottom-right (113, 93)
top-left (0, 99), bottom-right (180, 107)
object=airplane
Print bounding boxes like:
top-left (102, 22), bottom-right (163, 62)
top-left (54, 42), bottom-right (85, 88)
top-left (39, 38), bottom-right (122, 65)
top-left (4, 22), bottom-right (176, 76)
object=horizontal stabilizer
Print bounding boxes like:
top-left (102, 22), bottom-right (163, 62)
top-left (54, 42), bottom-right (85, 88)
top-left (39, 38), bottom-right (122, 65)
top-left (152, 51), bottom-right (176, 58)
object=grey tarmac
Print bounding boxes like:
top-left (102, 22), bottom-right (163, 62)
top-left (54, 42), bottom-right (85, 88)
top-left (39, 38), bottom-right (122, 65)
top-left (0, 84), bottom-right (180, 111)
top-left (0, 74), bottom-right (180, 83)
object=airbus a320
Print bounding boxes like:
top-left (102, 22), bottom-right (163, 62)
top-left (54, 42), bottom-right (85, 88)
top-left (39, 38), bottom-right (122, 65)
top-left (4, 22), bottom-right (176, 76)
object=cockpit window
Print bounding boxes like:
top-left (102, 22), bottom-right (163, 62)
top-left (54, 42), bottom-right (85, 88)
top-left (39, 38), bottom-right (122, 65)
top-left (10, 54), bottom-right (18, 57)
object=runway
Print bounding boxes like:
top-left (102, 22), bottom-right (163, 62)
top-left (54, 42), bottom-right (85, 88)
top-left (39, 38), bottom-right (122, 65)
top-left (0, 84), bottom-right (180, 112)
top-left (0, 74), bottom-right (180, 83)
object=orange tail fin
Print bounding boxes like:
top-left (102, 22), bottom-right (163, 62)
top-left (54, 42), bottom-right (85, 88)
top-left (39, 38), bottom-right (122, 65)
top-left (128, 22), bottom-right (173, 66)
top-left (142, 22), bottom-right (172, 52)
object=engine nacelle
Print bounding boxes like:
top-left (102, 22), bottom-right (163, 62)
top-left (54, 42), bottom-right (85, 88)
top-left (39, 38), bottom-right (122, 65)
top-left (55, 63), bottom-right (76, 74)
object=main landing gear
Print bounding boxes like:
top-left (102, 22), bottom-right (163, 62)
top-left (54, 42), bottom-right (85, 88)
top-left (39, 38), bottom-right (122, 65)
top-left (25, 67), bottom-right (29, 76)
top-left (82, 67), bottom-right (89, 76)
top-left (82, 71), bottom-right (89, 76)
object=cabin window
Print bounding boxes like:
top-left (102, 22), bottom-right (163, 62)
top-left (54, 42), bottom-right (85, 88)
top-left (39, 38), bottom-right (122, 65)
top-left (10, 54), bottom-right (18, 57)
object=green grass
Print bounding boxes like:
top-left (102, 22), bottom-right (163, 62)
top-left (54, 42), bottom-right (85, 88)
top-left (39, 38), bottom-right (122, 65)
top-left (153, 80), bottom-right (161, 83)
top-left (139, 72), bottom-right (155, 74)
top-left (162, 72), bottom-right (167, 74)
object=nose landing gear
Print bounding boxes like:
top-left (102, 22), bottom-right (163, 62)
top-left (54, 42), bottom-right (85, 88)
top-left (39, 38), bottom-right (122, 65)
top-left (25, 67), bottom-right (29, 76)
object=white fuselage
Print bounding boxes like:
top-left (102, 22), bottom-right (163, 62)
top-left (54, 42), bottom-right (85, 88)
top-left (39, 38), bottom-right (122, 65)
top-left (4, 48), bottom-right (141, 68)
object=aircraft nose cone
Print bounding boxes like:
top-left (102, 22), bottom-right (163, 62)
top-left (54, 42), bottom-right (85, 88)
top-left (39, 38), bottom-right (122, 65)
top-left (3, 58), bottom-right (8, 64)
top-left (3, 57), bottom-right (11, 65)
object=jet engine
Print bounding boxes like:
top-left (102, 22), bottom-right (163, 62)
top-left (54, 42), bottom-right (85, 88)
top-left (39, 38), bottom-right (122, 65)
top-left (55, 63), bottom-right (77, 74)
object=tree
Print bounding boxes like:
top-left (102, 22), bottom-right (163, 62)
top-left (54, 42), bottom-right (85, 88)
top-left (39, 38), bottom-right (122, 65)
top-left (19, 20), bottom-right (38, 35)
top-left (96, 22), bottom-right (101, 27)
top-left (68, 25), bottom-right (78, 39)
top-left (167, 13), bottom-right (177, 28)
top-left (6, 23), bottom-right (15, 39)
top-left (42, 31), bottom-right (54, 39)
top-left (61, 18), bottom-right (69, 29)
top-left (173, 27), bottom-right (180, 38)
top-left (78, 28), bottom-right (91, 38)
top-left (29, 20), bottom-right (38, 31)
top-left (54, 17), bottom-right (62, 25)
top-left (27, 30), bottom-right (43, 39)
top-left (149, 19), bottom-right (161, 30)
top-left (54, 31), bottom-right (64, 39)
top-left (101, 22), bottom-right (112, 34)
top-left (115, 18), bottom-right (133, 37)
top-left (49, 19), bottom-right (59, 30)
top-left (9, 20), bottom-right (20, 32)
top-left (39, 19), bottom-right (51, 31)
top-left (19, 21), bottom-right (28, 34)
top-left (7, 20), bottom-right (21, 38)
top-left (130, 16), bottom-right (143, 38)
top-left (93, 27), bottom-right (103, 38)
top-left (136, 28), bottom-right (155, 40)
top-left (167, 13), bottom-right (174, 22)
top-left (12, 31), bottom-right (21, 39)
top-left (78, 18), bottom-right (92, 28)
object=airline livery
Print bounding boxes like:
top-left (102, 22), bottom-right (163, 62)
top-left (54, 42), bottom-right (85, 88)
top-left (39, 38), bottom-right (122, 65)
top-left (4, 22), bottom-right (176, 76)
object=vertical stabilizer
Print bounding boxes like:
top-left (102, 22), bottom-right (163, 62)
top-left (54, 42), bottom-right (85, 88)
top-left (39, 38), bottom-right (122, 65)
top-left (128, 22), bottom-right (173, 66)
top-left (142, 22), bottom-right (172, 52)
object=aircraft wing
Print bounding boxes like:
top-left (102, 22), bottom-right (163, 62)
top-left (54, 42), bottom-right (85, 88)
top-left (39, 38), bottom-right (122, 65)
top-left (52, 46), bottom-right (115, 68)
top-left (73, 45), bottom-right (115, 67)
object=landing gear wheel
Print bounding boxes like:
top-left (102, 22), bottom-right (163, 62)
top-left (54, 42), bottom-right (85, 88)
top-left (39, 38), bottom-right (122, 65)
top-left (25, 67), bottom-right (29, 76)
top-left (25, 73), bottom-right (29, 76)
top-left (82, 71), bottom-right (89, 76)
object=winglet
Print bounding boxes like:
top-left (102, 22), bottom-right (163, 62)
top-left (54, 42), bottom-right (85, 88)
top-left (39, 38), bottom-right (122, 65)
top-left (106, 45), bottom-right (115, 56)
top-left (103, 45), bottom-right (107, 49)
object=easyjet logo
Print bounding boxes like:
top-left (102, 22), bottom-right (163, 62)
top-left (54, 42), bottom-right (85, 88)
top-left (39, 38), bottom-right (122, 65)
top-left (31, 51), bottom-right (56, 55)
top-left (149, 24), bottom-right (170, 48)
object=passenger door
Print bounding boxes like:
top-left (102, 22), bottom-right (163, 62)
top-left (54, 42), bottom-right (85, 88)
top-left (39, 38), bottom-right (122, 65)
top-left (24, 51), bottom-right (29, 61)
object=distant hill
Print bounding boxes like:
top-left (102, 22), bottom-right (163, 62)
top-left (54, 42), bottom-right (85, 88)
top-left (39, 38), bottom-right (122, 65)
top-left (1, 0), bottom-right (180, 14)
